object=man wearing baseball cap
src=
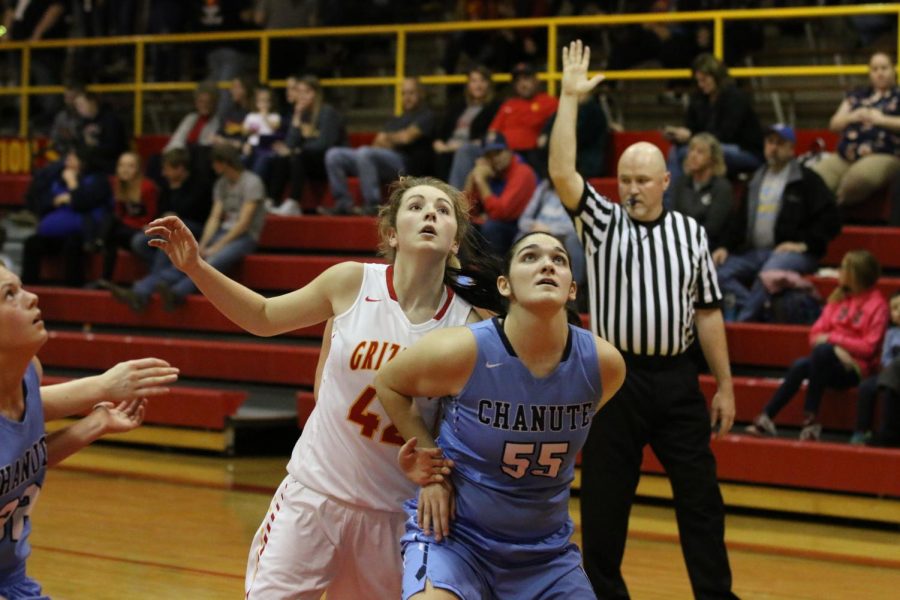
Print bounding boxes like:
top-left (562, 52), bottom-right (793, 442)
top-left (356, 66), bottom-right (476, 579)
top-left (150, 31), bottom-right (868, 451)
top-left (486, 62), bottom-right (558, 172)
top-left (464, 131), bottom-right (537, 255)
top-left (712, 123), bottom-right (840, 321)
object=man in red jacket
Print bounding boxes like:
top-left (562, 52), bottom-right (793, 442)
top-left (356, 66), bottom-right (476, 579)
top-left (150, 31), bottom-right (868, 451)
top-left (488, 62), bottom-right (558, 172)
top-left (464, 132), bottom-right (537, 255)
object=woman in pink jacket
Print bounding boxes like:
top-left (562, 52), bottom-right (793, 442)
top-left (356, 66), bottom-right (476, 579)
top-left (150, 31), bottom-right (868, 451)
top-left (747, 250), bottom-right (889, 440)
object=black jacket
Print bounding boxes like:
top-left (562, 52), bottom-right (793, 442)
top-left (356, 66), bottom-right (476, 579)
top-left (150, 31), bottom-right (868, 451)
top-left (723, 160), bottom-right (840, 258)
top-left (685, 84), bottom-right (763, 158)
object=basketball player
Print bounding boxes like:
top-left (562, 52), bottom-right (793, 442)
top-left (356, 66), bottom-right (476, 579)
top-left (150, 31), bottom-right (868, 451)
top-left (143, 177), bottom-right (504, 599)
top-left (1, 263), bottom-right (174, 600)
top-left (375, 232), bottom-right (626, 600)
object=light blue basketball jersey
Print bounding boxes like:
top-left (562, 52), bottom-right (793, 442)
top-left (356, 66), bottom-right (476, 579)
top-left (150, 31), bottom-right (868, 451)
top-left (438, 317), bottom-right (601, 545)
top-left (0, 363), bottom-right (47, 584)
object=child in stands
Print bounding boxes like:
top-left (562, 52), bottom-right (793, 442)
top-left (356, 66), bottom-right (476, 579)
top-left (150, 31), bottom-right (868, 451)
top-left (747, 250), bottom-right (889, 441)
top-left (241, 85), bottom-right (281, 178)
top-left (852, 289), bottom-right (900, 446)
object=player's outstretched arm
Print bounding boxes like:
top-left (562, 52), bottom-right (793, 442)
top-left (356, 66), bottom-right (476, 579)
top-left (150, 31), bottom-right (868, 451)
top-left (549, 39), bottom-right (604, 211)
top-left (41, 357), bottom-right (178, 421)
top-left (46, 398), bottom-right (146, 467)
top-left (144, 215), bottom-right (363, 337)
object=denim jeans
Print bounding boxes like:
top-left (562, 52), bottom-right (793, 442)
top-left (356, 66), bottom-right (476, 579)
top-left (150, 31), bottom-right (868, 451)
top-left (324, 146), bottom-right (405, 210)
top-left (132, 229), bottom-right (256, 301)
top-left (716, 247), bottom-right (818, 322)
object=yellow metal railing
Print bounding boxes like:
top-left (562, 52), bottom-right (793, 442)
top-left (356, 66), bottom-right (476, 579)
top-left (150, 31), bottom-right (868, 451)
top-left (0, 3), bottom-right (899, 137)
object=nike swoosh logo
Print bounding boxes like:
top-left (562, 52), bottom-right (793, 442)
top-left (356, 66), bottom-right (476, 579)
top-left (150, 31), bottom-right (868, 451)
top-left (365, 296), bottom-right (382, 302)
top-left (485, 362), bottom-right (503, 369)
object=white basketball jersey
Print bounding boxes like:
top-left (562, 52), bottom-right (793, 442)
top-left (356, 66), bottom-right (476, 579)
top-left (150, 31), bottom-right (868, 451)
top-left (287, 263), bottom-right (473, 512)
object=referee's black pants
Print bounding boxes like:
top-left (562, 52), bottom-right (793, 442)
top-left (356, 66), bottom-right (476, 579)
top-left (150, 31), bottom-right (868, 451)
top-left (580, 352), bottom-right (737, 599)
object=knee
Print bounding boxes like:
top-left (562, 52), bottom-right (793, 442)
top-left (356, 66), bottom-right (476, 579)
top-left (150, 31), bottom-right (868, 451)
top-left (324, 147), bottom-right (346, 168)
top-left (810, 342), bottom-right (836, 365)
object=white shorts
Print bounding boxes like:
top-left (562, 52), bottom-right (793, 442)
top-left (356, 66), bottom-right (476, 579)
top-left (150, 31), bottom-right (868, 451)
top-left (245, 474), bottom-right (406, 600)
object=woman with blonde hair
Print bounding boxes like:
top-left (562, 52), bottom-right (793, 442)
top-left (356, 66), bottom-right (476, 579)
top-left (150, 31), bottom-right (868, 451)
top-left (671, 132), bottom-right (734, 249)
top-left (267, 75), bottom-right (348, 216)
top-left (747, 250), bottom-right (889, 441)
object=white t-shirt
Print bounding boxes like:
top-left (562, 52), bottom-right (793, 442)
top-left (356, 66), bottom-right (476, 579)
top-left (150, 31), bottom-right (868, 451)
top-left (242, 112), bottom-right (282, 146)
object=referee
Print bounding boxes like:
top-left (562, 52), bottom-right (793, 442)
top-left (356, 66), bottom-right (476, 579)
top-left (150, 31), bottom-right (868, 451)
top-left (550, 41), bottom-right (738, 599)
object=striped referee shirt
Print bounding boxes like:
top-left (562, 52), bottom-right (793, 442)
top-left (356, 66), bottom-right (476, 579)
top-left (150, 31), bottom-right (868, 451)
top-left (573, 181), bottom-right (722, 356)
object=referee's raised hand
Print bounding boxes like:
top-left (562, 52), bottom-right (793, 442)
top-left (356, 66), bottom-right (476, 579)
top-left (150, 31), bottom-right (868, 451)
top-left (560, 40), bottom-right (605, 97)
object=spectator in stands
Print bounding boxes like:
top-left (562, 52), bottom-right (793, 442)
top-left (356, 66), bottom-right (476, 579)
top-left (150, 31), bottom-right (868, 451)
top-left (0, 0), bottom-right (67, 129)
top-left (214, 76), bottom-right (254, 152)
top-left (811, 51), bottom-right (900, 209)
top-left (266, 75), bottom-right (347, 216)
top-left (73, 90), bottom-right (128, 174)
top-left (852, 290), bottom-right (900, 447)
top-left (117, 148), bottom-right (213, 304)
top-left (713, 124), bottom-right (840, 322)
top-left (90, 152), bottom-right (159, 288)
top-left (434, 66), bottom-right (502, 189)
top-left (21, 147), bottom-right (112, 288)
top-left (240, 85), bottom-right (282, 177)
top-left (487, 62), bottom-right (558, 172)
top-left (536, 89), bottom-right (609, 180)
top-left (747, 250), bottom-right (889, 441)
top-left (516, 178), bottom-right (586, 286)
top-left (164, 83), bottom-right (221, 153)
top-left (464, 132), bottom-right (537, 255)
top-left (254, 0), bottom-right (317, 79)
top-left (671, 132), bottom-right (734, 250)
top-left (49, 82), bottom-right (84, 157)
top-left (323, 77), bottom-right (435, 216)
top-left (192, 0), bottom-right (254, 113)
top-left (662, 53), bottom-right (763, 202)
top-left (147, 0), bottom-right (186, 83)
top-left (112, 144), bottom-right (265, 312)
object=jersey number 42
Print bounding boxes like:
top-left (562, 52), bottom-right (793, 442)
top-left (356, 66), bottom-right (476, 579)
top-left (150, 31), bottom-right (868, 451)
top-left (347, 386), bottom-right (405, 446)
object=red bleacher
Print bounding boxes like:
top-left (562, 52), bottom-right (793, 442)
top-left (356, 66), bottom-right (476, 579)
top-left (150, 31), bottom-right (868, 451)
top-left (42, 375), bottom-right (246, 429)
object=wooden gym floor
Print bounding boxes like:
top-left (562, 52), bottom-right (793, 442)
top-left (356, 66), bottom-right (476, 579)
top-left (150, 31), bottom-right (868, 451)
top-left (27, 446), bottom-right (900, 599)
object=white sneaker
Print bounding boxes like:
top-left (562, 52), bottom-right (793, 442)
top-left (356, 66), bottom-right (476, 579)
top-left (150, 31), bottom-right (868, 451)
top-left (271, 198), bottom-right (301, 216)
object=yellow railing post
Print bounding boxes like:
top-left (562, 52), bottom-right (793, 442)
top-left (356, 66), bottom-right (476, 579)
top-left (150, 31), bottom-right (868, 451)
top-left (713, 16), bottom-right (724, 61)
top-left (260, 33), bottom-right (270, 83)
top-left (134, 41), bottom-right (145, 136)
top-left (547, 23), bottom-right (558, 97)
top-left (395, 30), bottom-right (406, 115)
top-left (19, 47), bottom-right (30, 137)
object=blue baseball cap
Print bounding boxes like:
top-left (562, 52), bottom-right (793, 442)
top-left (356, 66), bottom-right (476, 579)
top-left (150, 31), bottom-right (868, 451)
top-left (481, 132), bottom-right (509, 155)
top-left (766, 123), bottom-right (796, 144)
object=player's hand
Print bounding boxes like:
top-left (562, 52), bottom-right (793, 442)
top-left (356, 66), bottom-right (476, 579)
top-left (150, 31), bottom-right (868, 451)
top-left (710, 385), bottom-right (735, 438)
top-left (97, 358), bottom-right (179, 403)
top-left (92, 397), bottom-right (147, 435)
top-left (560, 40), bottom-right (604, 97)
top-left (417, 480), bottom-right (455, 542)
top-left (399, 437), bottom-right (454, 486)
top-left (711, 247), bottom-right (728, 266)
top-left (145, 216), bottom-right (203, 274)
